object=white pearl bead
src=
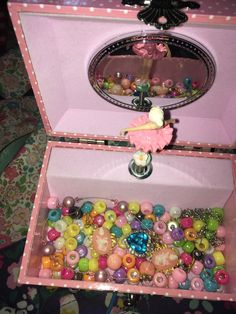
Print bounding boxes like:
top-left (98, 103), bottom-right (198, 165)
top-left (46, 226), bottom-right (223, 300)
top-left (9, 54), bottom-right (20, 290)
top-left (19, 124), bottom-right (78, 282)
top-left (54, 237), bottom-right (65, 250)
top-left (169, 206), bottom-right (182, 219)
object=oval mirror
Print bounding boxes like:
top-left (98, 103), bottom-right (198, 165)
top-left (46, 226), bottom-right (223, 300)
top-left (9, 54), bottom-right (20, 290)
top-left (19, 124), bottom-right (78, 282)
top-left (88, 32), bottom-right (215, 111)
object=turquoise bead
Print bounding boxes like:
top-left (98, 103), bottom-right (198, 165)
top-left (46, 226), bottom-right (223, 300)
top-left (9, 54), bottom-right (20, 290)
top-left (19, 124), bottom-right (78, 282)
top-left (81, 202), bottom-right (93, 214)
top-left (179, 278), bottom-right (190, 290)
top-left (153, 204), bottom-right (165, 217)
top-left (111, 225), bottom-right (122, 238)
top-left (141, 219), bottom-right (153, 230)
top-left (204, 278), bottom-right (218, 292)
top-left (48, 209), bottom-right (61, 222)
top-left (76, 232), bottom-right (85, 245)
top-left (200, 268), bottom-right (213, 281)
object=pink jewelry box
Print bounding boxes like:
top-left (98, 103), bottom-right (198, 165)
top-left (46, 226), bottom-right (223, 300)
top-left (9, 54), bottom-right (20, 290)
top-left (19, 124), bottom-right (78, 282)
top-left (8, 0), bottom-right (236, 301)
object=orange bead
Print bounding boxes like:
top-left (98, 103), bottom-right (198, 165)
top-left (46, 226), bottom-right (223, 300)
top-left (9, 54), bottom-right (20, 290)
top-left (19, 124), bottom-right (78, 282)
top-left (139, 261), bottom-right (155, 276)
top-left (42, 256), bottom-right (52, 269)
top-left (51, 257), bottom-right (64, 271)
top-left (122, 254), bottom-right (136, 269)
top-left (127, 268), bottom-right (140, 284)
top-left (145, 214), bottom-right (156, 223)
top-left (184, 228), bottom-right (197, 241)
top-left (83, 272), bottom-right (95, 282)
top-left (90, 209), bottom-right (98, 218)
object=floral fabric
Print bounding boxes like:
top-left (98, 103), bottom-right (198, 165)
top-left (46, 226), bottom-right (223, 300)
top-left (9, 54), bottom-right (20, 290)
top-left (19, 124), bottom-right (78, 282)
top-left (1, 239), bottom-right (236, 314)
top-left (0, 48), bottom-right (31, 99)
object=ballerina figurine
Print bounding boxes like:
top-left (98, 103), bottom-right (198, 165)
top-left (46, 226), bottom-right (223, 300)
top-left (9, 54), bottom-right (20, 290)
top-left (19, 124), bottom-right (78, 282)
top-left (120, 106), bottom-right (176, 153)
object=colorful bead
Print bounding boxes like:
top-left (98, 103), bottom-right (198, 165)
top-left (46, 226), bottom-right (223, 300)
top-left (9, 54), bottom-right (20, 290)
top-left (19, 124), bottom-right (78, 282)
top-left (153, 272), bottom-right (167, 287)
top-left (112, 267), bottom-right (126, 284)
top-left (192, 249), bottom-right (204, 260)
top-left (216, 225), bottom-right (226, 238)
top-left (153, 204), bottom-right (165, 217)
top-left (127, 268), bottom-right (140, 284)
top-left (171, 227), bottom-right (184, 241)
top-left (48, 209), bottom-right (61, 222)
top-left (193, 219), bottom-right (205, 232)
top-left (83, 272), bottom-right (95, 282)
top-left (42, 256), bottom-right (52, 269)
top-left (169, 206), bottom-right (181, 219)
top-left (182, 241), bottom-right (195, 253)
top-left (48, 228), bottom-right (60, 241)
top-left (200, 268), bottom-right (213, 281)
top-left (62, 196), bottom-right (75, 208)
top-left (141, 219), bottom-right (153, 230)
top-left (140, 202), bottom-right (153, 215)
top-left (61, 207), bottom-right (69, 216)
top-left (47, 197), bottom-right (59, 209)
top-left (83, 225), bottom-right (93, 236)
top-left (93, 214), bottom-right (105, 227)
top-left (180, 252), bottom-right (193, 266)
top-left (128, 202), bottom-right (140, 215)
top-left (78, 257), bottom-right (89, 272)
top-left (191, 261), bottom-right (204, 275)
top-left (76, 244), bottom-right (88, 257)
top-left (63, 216), bottom-right (73, 226)
top-left (207, 218), bottom-right (219, 232)
top-left (195, 238), bottom-right (209, 252)
top-left (212, 251), bottom-right (225, 266)
top-left (160, 211), bottom-right (170, 222)
top-left (139, 261), bottom-right (155, 276)
top-left (111, 225), bottom-right (122, 238)
top-left (89, 258), bottom-right (99, 272)
top-left (191, 277), bottom-right (204, 291)
top-left (104, 210), bottom-right (117, 223)
top-left (81, 202), bottom-right (93, 214)
top-left (61, 267), bottom-right (74, 279)
top-left (124, 211), bottom-right (135, 223)
top-left (98, 255), bottom-right (107, 270)
top-left (204, 254), bottom-right (216, 269)
top-left (179, 278), bottom-right (190, 290)
top-left (122, 223), bottom-right (132, 236)
top-left (115, 215), bottom-right (127, 228)
top-left (66, 250), bottom-right (80, 266)
top-left (94, 200), bottom-right (106, 214)
top-left (168, 275), bottom-right (178, 289)
top-left (167, 221), bottom-right (179, 231)
top-left (180, 217), bottom-right (193, 229)
top-left (204, 278), bottom-right (218, 292)
top-left (39, 269), bottom-right (52, 278)
top-left (67, 224), bottom-right (80, 237)
top-left (144, 214), bottom-right (156, 223)
top-left (54, 220), bottom-right (67, 233)
top-left (153, 221), bottom-right (166, 234)
top-left (172, 268), bottom-right (187, 283)
top-left (53, 237), bottom-right (65, 250)
top-left (65, 237), bottom-right (77, 251)
top-left (162, 231), bottom-right (174, 245)
top-left (76, 232), bottom-right (85, 245)
top-left (214, 269), bottom-right (229, 285)
top-left (122, 254), bottom-right (136, 269)
top-left (42, 243), bottom-right (55, 256)
top-left (113, 247), bottom-right (127, 257)
top-left (117, 201), bottom-right (128, 213)
top-left (184, 228), bottom-right (197, 241)
top-left (211, 207), bottom-right (224, 220)
top-left (107, 253), bottom-right (122, 270)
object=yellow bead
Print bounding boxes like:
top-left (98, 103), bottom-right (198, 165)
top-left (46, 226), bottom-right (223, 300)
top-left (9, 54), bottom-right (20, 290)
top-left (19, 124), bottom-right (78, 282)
top-left (67, 224), bottom-right (80, 237)
top-left (83, 225), bottom-right (94, 236)
top-left (212, 251), bottom-right (225, 266)
top-left (118, 235), bottom-right (127, 249)
top-left (42, 256), bottom-right (52, 269)
top-left (91, 250), bottom-right (99, 258)
top-left (128, 202), bottom-right (140, 214)
top-left (103, 221), bottom-right (113, 230)
top-left (65, 237), bottom-right (77, 251)
top-left (63, 216), bottom-right (73, 226)
top-left (63, 230), bottom-right (70, 240)
top-left (94, 200), bottom-right (106, 214)
top-left (195, 238), bottom-right (209, 252)
top-left (122, 223), bottom-right (131, 236)
top-left (89, 258), bottom-right (99, 272)
top-left (193, 220), bottom-right (205, 232)
top-left (104, 210), bottom-right (117, 223)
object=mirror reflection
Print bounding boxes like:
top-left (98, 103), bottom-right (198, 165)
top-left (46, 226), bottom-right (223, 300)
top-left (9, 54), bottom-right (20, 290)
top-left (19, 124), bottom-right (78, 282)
top-left (88, 32), bottom-right (215, 111)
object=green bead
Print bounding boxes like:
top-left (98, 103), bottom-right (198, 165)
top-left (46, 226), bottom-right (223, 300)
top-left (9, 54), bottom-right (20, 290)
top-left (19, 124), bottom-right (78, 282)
top-left (183, 241), bottom-right (195, 253)
top-left (173, 239), bottom-right (186, 247)
top-left (205, 230), bottom-right (215, 240)
top-left (207, 218), bottom-right (219, 232)
top-left (103, 81), bottom-right (109, 90)
top-left (211, 207), bottom-right (224, 220)
top-left (78, 258), bottom-right (89, 272)
top-left (47, 220), bottom-right (55, 227)
top-left (193, 220), bottom-right (205, 232)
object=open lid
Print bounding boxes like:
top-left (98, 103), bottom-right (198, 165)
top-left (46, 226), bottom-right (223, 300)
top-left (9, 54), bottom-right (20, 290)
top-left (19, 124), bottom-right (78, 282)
top-left (8, 0), bottom-right (236, 147)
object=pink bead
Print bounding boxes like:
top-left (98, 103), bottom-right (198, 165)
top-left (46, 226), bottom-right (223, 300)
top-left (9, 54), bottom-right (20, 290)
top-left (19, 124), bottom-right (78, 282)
top-left (66, 250), bottom-right (80, 266)
top-left (191, 277), bottom-right (204, 291)
top-left (180, 217), bottom-right (193, 229)
top-left (215, 244), bottom-right (225, 251)
top-left (153, 272), bottom-right (167, 287)
top-left (168, 275), bottom-right (179, 289)
top-left (113, 205), bottom-right (123, 217)
top-left (39, 268), bottom-right (52, 278)
top-left (141, 201), bottom-right (153, 215)
top-left (47, 197), bottom-right (59, 209)
top-left (162, 231), bottom-right (174, 244)
top-left (93, 214), bottom-right (105, 227)
top-left (216, 225), bottom-right (226, 238)
top-left (47, 228), bottom-right (60, 241)
top-left (61, 207), bottom-right (69, 216)
top-left (98, 255), bottom-right (107, 270)
top-left (180, 252), bottom-right (193, 266)
top-left (160, 211), bottom-right (170, 223)
top-left (150, 77), bottom-right (160, 86)
top-left (115, 215), bottom-right (127, 228)
top-left (135, 257), bottom-right (146, 269)
top-left (191, 261), bottom-right (204, 275)
top-left (153, 221), bottom-right (167, 234)
top-left (172, 268), bottom-right (187, 283)
top-left (113, 247), bottom-right (127, 257)
top-left (61, 267), bottom-right (74, 280)
top-left (163, 79), bottom-right (174, 88)
top-left (107, 254), bottom-right (122, 270)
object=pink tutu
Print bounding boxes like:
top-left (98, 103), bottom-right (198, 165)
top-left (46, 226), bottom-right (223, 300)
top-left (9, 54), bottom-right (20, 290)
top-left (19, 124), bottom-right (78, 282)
top-left (127, 114), bottom-right (173, 153)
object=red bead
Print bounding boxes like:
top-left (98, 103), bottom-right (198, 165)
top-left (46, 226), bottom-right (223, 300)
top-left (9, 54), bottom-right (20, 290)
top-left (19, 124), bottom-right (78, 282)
top-left (61, 267), bottom-right (74, 280)
top-left (98, 255), bottom-right (107, 270)
top-left (214, 269), bottom-right (229, 285)
top-left (180, 252), bottom-right (193, 266)
top-left (47, 228), bottom-right (60, 241)
top-left (180, 217), bottom-right (193, 229)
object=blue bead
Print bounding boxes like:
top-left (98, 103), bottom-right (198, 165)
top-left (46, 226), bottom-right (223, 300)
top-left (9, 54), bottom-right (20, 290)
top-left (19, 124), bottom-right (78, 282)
top-left (127, 232), bottom-right (149, 256)
top-left (111, 225), bottom-right (122, 238)
top-left (153, 204), bottom-right (165, 217)
top-left (200, 268), bottom-right (213, 281)
top-left (48, 209), bottom-right (61, 222)
top-left (179, 278), bottom-right (190, 290)
top-left (76, 232), bottom-right (85, 245)
top-left (81, 202), bottom-right (93, 214)
top-left (204, 279), bottom-right (218, 292)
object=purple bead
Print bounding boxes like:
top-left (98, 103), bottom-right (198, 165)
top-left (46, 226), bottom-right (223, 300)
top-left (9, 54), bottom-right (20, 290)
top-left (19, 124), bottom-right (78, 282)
top-left (131, 220), bottom-right (141, 230)
top-left (204, 254), bottom-right (216, 269)
top-left (113, 267), bottom-right (127, 284)
top-left (76, 244), bottom-right (88, 257)
top-left (171, 227), bottom-right (184, 241)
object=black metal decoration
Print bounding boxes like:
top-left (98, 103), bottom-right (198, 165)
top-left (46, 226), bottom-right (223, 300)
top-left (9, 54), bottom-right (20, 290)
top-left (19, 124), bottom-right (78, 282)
top-left (122, 0), bottom-right (200, 30)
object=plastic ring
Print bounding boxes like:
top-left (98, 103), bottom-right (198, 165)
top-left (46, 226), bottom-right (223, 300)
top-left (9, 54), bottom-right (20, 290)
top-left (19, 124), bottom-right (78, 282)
top-left (66, 250), bottom-right (80, 266)
top-left (48, 209), bottom-right (61, 222)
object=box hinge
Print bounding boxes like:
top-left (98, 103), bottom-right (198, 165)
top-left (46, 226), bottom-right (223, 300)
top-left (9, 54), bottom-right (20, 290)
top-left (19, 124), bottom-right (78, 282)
top-left (78, 138), bottom-right (105, 145)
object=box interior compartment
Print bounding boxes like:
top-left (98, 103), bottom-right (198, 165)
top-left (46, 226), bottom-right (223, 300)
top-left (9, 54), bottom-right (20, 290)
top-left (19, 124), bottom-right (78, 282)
top-left (26, 146), bottom-right (236, 295)
top-left (19, 12), bottom-right (236, 145)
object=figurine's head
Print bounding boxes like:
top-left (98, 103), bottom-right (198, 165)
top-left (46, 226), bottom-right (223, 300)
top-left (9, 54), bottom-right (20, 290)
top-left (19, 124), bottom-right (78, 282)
top-left (148, 106), bottom-right (164, 128)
